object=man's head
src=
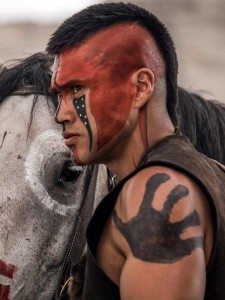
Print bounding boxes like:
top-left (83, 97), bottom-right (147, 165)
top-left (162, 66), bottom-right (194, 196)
top-left (47, 2), bottom-right (178, 123)
top-left (47, 3), bottom-right (178, 165)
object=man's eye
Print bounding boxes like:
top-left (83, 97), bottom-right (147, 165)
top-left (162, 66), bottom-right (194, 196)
top-left (57, 93), bottom-right (62, 103)
top-left (73, 85), bottom-right (82, 94)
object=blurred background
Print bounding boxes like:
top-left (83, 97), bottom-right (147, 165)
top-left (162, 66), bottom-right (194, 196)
top-left (0, 0), bottom-right (224, 102)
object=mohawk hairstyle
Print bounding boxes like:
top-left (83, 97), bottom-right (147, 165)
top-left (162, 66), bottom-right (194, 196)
top-left (47, 2), bottom-right (178, 126)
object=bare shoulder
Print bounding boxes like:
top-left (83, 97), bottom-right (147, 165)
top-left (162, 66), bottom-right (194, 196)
top-left (113, 165), bottom-right (213, 264)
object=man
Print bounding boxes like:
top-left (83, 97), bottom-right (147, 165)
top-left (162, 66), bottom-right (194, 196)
top-left (47, 3), bottom-right (225, 299)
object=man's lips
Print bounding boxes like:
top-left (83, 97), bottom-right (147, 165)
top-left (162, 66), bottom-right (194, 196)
top-left (62, 131), bottom-right (80, 146)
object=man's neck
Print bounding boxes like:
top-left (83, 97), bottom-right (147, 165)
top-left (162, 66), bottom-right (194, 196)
top-left (106, 127), bottom-right (175, 179)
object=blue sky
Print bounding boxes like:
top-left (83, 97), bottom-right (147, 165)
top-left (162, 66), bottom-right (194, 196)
top-left (0, 0), bottom-right (97, 23)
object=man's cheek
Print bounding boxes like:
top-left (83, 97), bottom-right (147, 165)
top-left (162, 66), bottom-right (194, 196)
top-left (92, 100), bottom-right (131, 149)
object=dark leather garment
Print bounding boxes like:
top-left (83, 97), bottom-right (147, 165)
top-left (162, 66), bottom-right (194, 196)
top-left (83, 135), bottom-right (225, 300)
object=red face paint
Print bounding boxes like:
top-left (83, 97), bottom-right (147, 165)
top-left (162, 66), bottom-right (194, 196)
top-left (55, 23), bottom-right (165, 162)
top-left (0, 260), bottom-right (18, 300)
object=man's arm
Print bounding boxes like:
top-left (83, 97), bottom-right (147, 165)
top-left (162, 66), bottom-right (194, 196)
top-left (113, 166), bottom-right (213, 300)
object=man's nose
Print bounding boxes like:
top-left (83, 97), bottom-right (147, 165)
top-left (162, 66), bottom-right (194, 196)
top-left (55, 98), bottom-right (75, 124)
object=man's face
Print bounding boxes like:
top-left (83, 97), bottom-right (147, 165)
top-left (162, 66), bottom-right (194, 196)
top-left (51, 27), bottom-right (138, 165)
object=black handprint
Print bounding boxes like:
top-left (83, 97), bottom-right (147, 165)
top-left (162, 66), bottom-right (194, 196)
top-left (113, 173), bottom-right (203, 263)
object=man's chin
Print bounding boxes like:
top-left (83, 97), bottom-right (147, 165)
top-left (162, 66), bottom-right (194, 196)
top-left (73, 152), bottom-right (95, 166)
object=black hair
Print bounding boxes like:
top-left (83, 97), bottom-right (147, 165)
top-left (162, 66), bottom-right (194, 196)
top-left (47, 2), bottom-right (178, 126)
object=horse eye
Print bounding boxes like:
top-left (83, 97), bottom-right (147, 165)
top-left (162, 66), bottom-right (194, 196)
top-left (58, 161), bottom-right (83, 184)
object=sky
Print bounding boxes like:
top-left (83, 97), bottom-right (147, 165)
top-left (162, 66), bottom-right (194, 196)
top-left (0, 0), bottom-right (97, 24)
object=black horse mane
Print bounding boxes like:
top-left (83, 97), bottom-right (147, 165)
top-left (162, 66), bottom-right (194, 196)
top-left (0, 63), bottom-right (6, 74)
top-left (0, 53), bottom-right (58, 134)
top-left (178, 88), bottom-right (225, 164)
top-left (0, 52), bottom-right (57, 107)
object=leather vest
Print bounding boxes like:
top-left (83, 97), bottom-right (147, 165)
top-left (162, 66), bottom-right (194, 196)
top-left (83, 135), bottom-right (225, 300)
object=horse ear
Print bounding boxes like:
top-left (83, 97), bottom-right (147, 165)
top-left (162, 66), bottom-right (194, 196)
top-left (131, 68), bottom-right (155, 108)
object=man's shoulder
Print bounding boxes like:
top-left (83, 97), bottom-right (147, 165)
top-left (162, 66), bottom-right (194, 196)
top-left (120, 165), bottom-right (201, 205)
top-left (115, 165), bottom-right (210, 234)
top-left (113, 164), bottom-right (213, 263)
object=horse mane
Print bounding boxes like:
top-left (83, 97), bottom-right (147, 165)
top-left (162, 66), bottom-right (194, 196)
top-left (178, 87), bottom-right (225, 164)
top-left (0, 53), bottom-right (58, 135)
top-left (0, 63), bottom-right (6, 74)
top-left (0, 52), bottom-right (57, 107)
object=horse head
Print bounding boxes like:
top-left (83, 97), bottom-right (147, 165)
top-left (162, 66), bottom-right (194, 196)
top-left (0, 53), bottom-right (108, 299)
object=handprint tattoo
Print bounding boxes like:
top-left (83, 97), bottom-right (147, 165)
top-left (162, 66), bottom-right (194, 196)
top-left (113, 173), bottom-right (203, 263)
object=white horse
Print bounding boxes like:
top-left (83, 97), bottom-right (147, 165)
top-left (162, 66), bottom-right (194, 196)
top-left (0, 53), bottom-right (109, 300)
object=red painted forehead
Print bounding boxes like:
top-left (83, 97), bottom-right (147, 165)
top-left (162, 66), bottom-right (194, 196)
top-left (53, 23), bottom-right (165, 88)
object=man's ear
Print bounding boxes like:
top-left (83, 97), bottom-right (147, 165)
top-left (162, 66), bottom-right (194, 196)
top-left (132, 68), bottom-right (155, 108)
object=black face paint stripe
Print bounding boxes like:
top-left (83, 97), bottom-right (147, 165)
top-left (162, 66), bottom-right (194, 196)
top-left (113, 172), bottom-right (203, 264)
top-left (73, 95), bottom-right (93, 151)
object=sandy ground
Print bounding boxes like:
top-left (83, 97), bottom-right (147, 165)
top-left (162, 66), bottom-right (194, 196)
top-left (0, 0), bottom-right (224, 102)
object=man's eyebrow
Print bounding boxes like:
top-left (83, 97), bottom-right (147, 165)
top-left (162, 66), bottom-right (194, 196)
top-left (53, 79), bottom-right (79, 90)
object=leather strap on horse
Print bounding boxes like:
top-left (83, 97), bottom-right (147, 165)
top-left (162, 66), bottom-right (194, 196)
top-left (54, 164), bottom-right (100, 300)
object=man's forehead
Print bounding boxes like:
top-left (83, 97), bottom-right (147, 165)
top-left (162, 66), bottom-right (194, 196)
top-left (52, 49), bottom-right (94, 88)
top-left (78, 22), bottom-right (151, 57)
top-left (55, 22), bottom-right (151, 64)
top-left (52, 22), bottom-right (165, 86)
